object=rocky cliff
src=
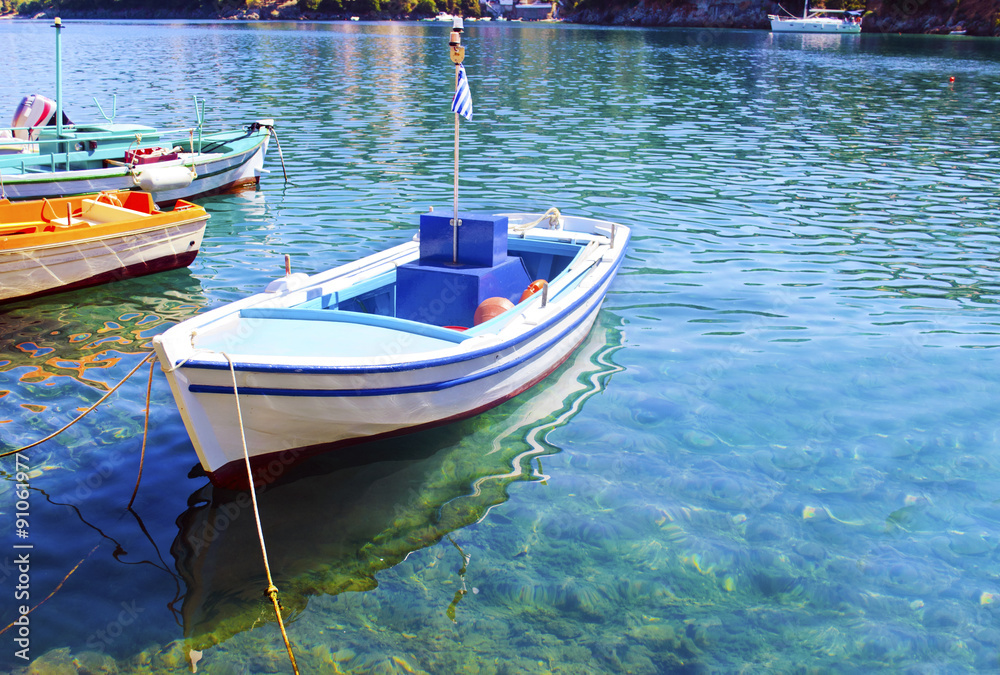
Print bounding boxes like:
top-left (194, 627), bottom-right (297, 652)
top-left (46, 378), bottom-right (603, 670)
top-left (565, 0), bottom-right (1000, 36)
top-left (568, 0), bottom-right (777, 29)
top-left (864, 0), bottom-right (999, 35)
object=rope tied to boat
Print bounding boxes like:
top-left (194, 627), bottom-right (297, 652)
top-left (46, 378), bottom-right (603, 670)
top-left (249, 121), bottom-right (288, 183)
top-left (127, 356), bottom-right (156, 510)
top-left (0, 348), bottom-right (155, 512)
top-left (39, 197), bottom-right (58, 224)
top-left (125, 133), bottom-right (143, 170)
top-left (223, 353), bottom-right (300, 675)
top-left (157, 332), bottom-right (209, 374)
top-left (510, 207), bottom-right (563, 234)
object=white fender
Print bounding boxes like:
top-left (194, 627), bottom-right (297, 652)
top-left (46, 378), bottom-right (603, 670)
top-left (134, 164), bottom-right (197, 192)
top-left (265, 273), bottom-right (310, 293)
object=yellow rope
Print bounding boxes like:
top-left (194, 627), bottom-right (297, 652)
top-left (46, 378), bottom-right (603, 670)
top-left (127, 357), bottom-right (156, 510)
top-left (224, 354), bottom-right (300, 675)
top-left (511, 207), bottom-right (562, 234)
top-left (0, 353), bottom-right (155, 459)
top-left (39, 197), bottom-right (57, 223)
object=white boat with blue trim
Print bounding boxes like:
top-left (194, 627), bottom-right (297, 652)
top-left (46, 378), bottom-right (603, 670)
top-left (153, 209), bottom-right (629, 489)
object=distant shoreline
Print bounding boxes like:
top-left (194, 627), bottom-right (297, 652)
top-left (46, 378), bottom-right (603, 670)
top-left (1, 6), bottom-right (997, 37)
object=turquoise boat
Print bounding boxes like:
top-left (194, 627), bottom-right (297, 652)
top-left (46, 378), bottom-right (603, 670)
top-left (0, 18), bottom-right (273, 204)
top-left (0, 106), bottom-right (273, 204)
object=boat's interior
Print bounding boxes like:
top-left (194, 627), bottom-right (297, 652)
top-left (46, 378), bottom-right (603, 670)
top-left (1, 123), bottom-right (241, 173)
top-left (194, 215), bottom-right (599, 359)
top-left (0, 191), bottom-right (197, 239)
top-left (305, 238), bottom-right (576, 318)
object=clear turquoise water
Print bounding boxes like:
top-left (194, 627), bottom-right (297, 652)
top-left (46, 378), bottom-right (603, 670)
top-left (2, 19), bottom-right (1000, 674)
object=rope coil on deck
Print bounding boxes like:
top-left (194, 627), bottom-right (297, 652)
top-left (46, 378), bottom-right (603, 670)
top-left (511, 207), bottom-right (563, 234)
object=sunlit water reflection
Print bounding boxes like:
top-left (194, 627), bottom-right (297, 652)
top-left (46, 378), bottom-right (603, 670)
top-left (1, 19), bottom-right (999, 673)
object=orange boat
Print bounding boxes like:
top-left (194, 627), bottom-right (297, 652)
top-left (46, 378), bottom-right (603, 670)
top-left (0, 191), bottom-right (209, 303)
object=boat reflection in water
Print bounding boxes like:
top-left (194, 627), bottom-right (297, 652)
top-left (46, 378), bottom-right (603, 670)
top-left (0, 270), bottom-right (206, 453)
top-left (170, 314), bottom-right (624, 649)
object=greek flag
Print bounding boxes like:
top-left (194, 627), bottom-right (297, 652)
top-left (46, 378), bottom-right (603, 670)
top-left (451, 64), bottom-right (473, 121)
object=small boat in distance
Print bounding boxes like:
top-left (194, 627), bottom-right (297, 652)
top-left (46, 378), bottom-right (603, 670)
top-left (0, 191), bottom-right (209, 303)
top-left (421, 12), bottom-right (455, 21)
top-left (769, 1), bottom-right (862, 33)
top-left (153, 210), bottom-right (629, 489)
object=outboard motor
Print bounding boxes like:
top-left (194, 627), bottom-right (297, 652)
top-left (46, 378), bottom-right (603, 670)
top-left (10, 94), bottom-right (72, 140)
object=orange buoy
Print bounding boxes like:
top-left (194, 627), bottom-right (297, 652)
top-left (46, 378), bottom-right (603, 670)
top-left (473, 297), bottom-right (514, 325)
top-left (520, 279), bottom-right (547, 303)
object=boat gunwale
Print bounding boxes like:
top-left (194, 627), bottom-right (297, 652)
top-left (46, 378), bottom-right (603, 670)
top-left (156, 219), bottom-right (613, 345)
top-left (0, 133), bottom-right (267, 182)
top-left (186, 293), bottom-right (607, 398)
top-left (175, 247), bottom-right (626, 376)
top-left (0, 210), bottom-right (210, 252)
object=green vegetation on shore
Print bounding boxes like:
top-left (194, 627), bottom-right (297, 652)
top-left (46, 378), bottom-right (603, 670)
top-left (1, 0), bottom-right (997, 35)
top-left (0, 0), bottom-right (481, 19)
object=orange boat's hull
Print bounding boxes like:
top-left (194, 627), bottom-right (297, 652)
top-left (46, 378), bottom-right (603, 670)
top-left (0, 191), bottom-right (209, 303)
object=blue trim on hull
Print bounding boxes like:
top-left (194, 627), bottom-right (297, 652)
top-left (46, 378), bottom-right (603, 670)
top-left (188, 299), bottom-right (602, 397)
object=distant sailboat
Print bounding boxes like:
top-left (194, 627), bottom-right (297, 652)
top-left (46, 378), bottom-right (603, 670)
top-left (769, 1), bottom-right (862, 33)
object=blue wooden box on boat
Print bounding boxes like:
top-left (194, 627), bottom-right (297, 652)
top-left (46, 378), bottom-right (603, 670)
top-left (397, 212), bottom-right (531, 327)
top-left (153, 208), bottom-right (630, 489)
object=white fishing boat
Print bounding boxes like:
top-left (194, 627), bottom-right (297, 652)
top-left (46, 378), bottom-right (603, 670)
top-left (0, 19), bottom-right (272, 204)
top-left (769, 2), bottom-right (861, 33)
top-left (0, 190), bottom-right (209, 303)
top-left (154, 17), bottom-right (629, 490)
top-left (153, 210), bottom-right (629, 488)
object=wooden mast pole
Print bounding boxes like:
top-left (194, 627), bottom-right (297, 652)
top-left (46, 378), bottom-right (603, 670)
top-left (449, 17), bottom-right (465, 264)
